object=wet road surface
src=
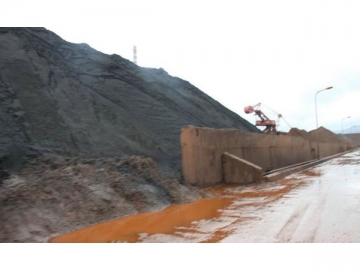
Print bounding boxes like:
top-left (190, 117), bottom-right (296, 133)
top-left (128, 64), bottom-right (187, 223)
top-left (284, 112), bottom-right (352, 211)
top-left (50, 149), bottom-right (360, 243)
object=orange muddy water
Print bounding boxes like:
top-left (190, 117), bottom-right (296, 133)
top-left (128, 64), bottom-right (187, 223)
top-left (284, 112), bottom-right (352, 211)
top-left (50, 178), bottom-right (304, 243)
top-left (50, 149), bottom-right (360, 243)
top-left (50, 197), bottom-right (233, 243)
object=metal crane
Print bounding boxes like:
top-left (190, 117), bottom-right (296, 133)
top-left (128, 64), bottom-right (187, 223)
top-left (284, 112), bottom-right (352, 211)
top-left (244, 103), bottom-right (291, 134)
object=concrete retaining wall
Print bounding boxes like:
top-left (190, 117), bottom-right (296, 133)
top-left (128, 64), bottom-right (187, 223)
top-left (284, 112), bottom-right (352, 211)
top-left (222, 152), bottom-right (264, 184)
top-left (181, 126), bottom-right (351, 187)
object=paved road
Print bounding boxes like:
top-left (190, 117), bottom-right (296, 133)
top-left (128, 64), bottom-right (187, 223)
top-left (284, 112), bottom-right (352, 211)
top-left (51, 149), bottom-right (360, 243)
top-left (220, 149), bottom-right (360, 243)
top-left (128, 149), bottom-right (360, 243)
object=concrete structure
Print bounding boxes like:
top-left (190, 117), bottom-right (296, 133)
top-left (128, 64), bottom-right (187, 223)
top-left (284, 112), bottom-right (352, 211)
top-left (222, 152), bottom-right (264, 184)
top-left (264, 149), bottom-right (355, 182)
top-left (181, 126), bottom-right (353, 187)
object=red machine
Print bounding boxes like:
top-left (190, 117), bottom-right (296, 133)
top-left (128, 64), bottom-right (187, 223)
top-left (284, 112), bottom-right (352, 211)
top-left (244, 103), bottom-right (282, 134)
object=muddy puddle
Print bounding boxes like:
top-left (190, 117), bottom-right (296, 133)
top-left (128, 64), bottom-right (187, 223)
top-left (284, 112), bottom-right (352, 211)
top-left (49, 178), bottom-right (307, 243)
top-left (49, 197), bottom-right (232, 243)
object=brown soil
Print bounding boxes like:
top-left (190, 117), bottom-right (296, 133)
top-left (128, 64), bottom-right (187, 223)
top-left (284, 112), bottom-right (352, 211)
top-left (288, 128), bottom-right (311, 140)
top-left (309, 126), bottom-right (349, 144)
top-left (0, 155), bottom-right (202, 242)
top-left (300, 170), bottom-right (321, 177)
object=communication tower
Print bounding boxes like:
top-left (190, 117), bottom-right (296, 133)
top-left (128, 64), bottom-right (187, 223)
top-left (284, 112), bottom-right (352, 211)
top-left (133, 46), bottom-right (137, 65)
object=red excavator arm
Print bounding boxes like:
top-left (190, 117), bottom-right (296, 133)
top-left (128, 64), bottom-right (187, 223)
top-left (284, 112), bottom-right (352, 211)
top-left (244, 103), bottom-right (277, 134)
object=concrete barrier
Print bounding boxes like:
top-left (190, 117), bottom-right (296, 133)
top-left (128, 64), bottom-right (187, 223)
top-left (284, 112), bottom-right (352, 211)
top-left (264, 148), bottom-right (358, 182)
top-left (222, 152), bottom-right (264, 184)
top-left (181, 126), bottom-right (353, 187)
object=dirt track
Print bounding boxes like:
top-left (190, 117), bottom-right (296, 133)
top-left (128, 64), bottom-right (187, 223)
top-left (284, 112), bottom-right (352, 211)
top-left (50, 149), bottom-right (360, 243)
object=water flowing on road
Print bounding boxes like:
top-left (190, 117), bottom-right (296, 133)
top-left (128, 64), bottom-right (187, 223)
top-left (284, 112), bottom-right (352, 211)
top-left (50, 149), bottom-right (360, 243)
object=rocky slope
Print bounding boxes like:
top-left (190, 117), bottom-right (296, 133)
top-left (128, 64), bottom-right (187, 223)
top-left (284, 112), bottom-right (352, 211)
top-left (0, 27), bottom-right (259, 242)
top-left (0, 27), bottom-right (258, 176)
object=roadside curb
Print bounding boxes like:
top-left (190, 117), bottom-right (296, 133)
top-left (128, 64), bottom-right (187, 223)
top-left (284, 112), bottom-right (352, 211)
top-left (264, 148), bottom-right (358, 182)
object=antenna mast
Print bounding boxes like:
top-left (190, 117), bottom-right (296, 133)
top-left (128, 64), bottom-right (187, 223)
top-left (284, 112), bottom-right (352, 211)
top-left (133, 46), bottom-right (137, 65)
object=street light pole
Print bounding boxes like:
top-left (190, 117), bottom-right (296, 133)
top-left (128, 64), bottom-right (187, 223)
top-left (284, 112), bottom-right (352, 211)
top-left (315, 86), bottom-right (333, 129)
top-left (342, 116), bottom-right (351, 134)
top-left (314, 86), bottom-right (333, 159)
top-left (341, 116), bottom-right (351, 152)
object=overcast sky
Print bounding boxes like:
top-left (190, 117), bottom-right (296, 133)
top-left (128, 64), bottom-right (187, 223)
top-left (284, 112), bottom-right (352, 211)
top-left (5, 0), bottom-right (360, 133)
